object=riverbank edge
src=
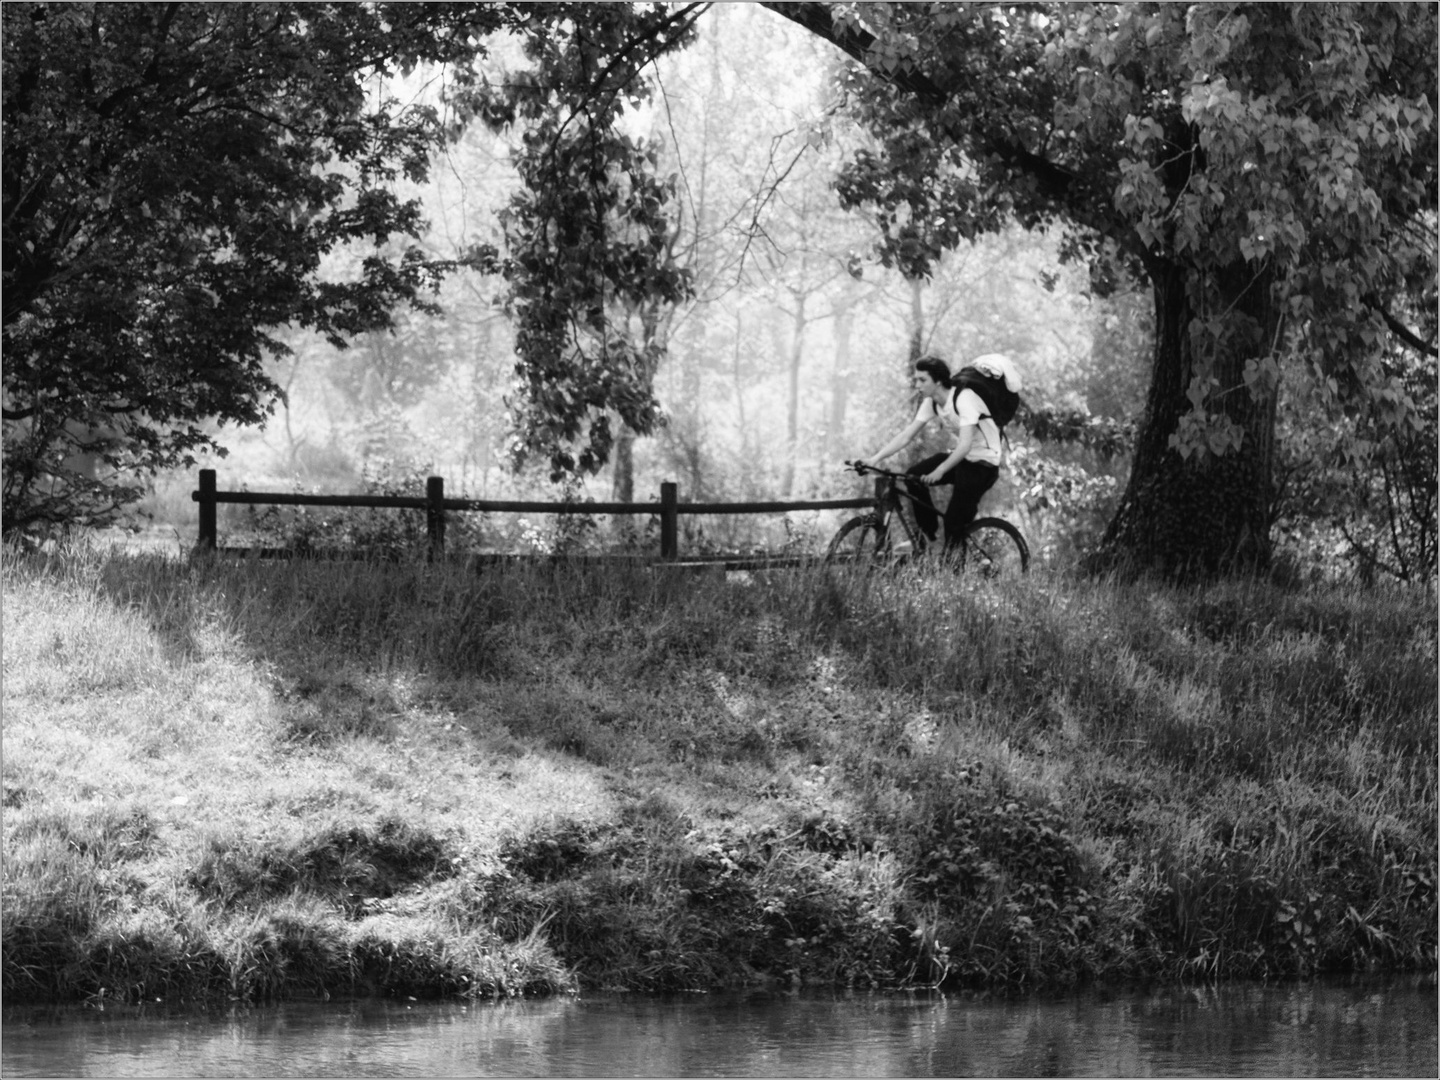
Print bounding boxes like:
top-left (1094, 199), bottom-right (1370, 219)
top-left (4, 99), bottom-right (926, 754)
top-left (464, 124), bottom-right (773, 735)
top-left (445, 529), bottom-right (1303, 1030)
top-left (8, 741), bottom-right (1436, 1007)
top-left (3, 549), bottom-right (1436, 1007)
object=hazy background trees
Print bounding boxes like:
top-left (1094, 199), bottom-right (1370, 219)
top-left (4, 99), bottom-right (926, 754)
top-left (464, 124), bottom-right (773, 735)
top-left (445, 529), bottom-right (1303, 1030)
top-left (1, 2), bottom-right (514, 533)
top-left (6, 2), bottom-right (1432, 582)
top-left (148, 4), bottom-right (1142, 558)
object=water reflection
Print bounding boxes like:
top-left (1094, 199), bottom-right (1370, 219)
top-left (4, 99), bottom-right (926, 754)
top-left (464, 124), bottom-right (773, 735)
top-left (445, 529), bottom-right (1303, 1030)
top-left (3, 978), bottom-right (1434, 1077)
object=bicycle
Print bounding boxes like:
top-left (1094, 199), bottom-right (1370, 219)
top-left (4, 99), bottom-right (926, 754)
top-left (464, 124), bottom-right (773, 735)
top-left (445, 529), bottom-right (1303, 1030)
top-left (826, 461), bottom-right (1029, 576)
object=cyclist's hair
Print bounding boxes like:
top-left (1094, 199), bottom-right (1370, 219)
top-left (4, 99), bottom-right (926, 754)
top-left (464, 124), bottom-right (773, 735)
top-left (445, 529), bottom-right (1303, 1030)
top-left (913, 355), bottom-right (952, 386)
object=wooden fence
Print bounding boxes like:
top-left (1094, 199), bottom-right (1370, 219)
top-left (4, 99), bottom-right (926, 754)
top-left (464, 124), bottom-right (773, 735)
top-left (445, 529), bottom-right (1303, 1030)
top-left (192, 469), bottom-right (874, 569)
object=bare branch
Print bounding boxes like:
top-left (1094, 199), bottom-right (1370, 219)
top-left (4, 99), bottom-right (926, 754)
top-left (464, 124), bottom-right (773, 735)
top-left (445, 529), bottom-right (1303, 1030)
top-left (1367, 297), bottom-right (1439, 358)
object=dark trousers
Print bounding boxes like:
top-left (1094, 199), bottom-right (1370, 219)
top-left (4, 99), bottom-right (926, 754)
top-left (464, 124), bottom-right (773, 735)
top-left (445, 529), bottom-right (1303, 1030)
top-left (904, 454), bottom-right (999, 551)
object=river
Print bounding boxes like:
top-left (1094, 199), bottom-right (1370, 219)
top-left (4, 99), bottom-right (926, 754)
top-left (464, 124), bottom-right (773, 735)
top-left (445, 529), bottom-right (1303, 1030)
top-left (3, 978), bottom-right (1434, 1077)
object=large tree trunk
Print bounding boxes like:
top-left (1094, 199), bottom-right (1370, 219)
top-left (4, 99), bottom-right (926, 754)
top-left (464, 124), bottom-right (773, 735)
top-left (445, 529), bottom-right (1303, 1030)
top-left (1098, 260), bottom-right (1280, 577)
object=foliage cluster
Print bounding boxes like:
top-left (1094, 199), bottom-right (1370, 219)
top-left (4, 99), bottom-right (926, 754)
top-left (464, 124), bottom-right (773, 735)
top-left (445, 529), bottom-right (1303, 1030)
top-left (3, 546), bottom-right (1433, 1005)
top-left (1, 2), bottom-right (514, 535)
top-left (1275, 332), bottom-right (1438, 583)
top-left (796, 0), bottom-right (1438, 573)
top-left (1006, 433), bottom-right (1127, 568)
top-left (234, 463), bottom-right (440, 561)
top-left (452, 4), bottom-right (705, 480)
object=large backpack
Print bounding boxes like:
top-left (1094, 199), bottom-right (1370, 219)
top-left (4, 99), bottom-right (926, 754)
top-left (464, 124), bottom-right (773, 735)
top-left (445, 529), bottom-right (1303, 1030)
top-left (950, 364), bottom-right (1021, 431)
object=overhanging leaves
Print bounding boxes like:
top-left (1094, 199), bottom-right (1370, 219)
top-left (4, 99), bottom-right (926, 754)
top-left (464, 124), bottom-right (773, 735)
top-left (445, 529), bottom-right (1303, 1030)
top-left (2, 1), bottom-right (516, 532)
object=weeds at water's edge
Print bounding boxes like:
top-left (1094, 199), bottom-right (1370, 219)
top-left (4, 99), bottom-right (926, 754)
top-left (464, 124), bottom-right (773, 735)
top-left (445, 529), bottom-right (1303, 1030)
top-left (2, 546), bottom-right (1435, 1003)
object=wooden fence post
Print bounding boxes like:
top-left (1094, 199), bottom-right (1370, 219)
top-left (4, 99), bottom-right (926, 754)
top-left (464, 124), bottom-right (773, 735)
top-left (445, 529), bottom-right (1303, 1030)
top-left (197, 469), bottom-right (217, 550)
top-left (426, 476), bottom-right (445, 560)
top-left (660, 481), bottom-right (678, 561)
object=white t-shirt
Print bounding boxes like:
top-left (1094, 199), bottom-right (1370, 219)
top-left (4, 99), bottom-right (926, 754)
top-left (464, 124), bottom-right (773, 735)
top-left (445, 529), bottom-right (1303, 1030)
top-left (915, 388), bottom-right (1002, 466)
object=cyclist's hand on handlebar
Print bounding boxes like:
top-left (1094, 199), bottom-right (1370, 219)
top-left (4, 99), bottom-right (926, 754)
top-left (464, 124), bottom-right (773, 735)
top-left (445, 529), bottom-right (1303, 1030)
top-left (849, 458), bottom-right (877, 474)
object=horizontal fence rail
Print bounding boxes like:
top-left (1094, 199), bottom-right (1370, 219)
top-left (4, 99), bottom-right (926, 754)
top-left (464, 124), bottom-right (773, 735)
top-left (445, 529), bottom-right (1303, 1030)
top-left (192, 470), bottom-right (874, 565)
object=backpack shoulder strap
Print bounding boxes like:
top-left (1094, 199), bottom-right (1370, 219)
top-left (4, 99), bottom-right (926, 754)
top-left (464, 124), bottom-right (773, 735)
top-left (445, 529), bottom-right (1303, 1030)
top-left (953, 379), bottom-right (1011, 449)
top-left (952, 381), bottom-right (991, 422)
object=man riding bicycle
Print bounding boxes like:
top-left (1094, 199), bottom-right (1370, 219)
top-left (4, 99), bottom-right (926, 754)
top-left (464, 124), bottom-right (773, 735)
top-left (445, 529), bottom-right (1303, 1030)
top-left (856, 354), bottom-right (1021, 555)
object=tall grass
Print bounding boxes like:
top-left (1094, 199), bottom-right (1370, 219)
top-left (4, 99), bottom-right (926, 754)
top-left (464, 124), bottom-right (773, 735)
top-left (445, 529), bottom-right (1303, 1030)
top-left (3, 542), bottom-right (1435, 1003)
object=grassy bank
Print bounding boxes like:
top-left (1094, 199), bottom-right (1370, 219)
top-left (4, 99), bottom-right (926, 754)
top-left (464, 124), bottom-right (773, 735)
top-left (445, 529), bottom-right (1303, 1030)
top-left (2, 545), bottom-right (1435, 1005)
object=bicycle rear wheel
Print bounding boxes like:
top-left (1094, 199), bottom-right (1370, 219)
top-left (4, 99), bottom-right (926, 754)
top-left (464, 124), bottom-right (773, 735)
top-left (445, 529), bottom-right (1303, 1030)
top-left (825, 515), bottom-right (891, 566)
top-left (959, 517), bottom-right (1029, 577)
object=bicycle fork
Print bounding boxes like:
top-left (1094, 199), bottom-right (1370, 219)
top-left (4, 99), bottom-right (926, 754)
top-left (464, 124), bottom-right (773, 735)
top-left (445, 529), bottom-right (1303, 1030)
top-left (878, 493), bottom-right (922, 556)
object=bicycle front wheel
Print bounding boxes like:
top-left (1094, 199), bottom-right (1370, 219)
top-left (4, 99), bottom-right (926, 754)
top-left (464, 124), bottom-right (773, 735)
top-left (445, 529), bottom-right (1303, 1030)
top-left (825, 515), bottom-right (890, 566)
top-left (959, 517), bottom-right (1029, 577)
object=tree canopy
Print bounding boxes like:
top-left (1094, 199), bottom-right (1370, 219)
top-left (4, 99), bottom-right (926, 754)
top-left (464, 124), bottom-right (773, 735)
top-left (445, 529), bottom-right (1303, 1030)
top-left (4, 2), bottom-right (1434, 578)
top-left (1, 2), bottom-right (510, 531)
top-left (768, 1), bottom-right (1437, 573)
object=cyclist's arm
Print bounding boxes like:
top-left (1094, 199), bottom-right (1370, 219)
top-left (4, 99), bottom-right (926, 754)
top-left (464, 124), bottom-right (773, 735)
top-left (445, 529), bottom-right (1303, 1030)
top-left (861, 418), bottom-right (926, 467)
top-left (860, 403), bottom-right (931, 468)
top-left (922, 425), bottom-right (975, 484)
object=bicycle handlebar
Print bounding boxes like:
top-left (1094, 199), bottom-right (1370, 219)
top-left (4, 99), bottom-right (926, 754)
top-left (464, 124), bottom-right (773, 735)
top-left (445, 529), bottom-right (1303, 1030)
top-left (844, 459), bottom-right (911, 481)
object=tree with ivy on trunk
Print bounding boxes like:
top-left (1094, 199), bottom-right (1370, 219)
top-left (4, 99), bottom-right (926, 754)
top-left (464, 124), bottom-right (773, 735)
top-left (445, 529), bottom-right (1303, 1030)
top-left (763, 1), bottom-right (1436, 577)
top-left (449, 4), bottom-right (705, 489)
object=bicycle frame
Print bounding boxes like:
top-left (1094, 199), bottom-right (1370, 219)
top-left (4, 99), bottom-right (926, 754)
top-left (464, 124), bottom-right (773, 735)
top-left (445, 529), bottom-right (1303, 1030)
top-left (832, 461), bottom-right (1029, 574)
top-left (851, 463), bottom-right (933, 553)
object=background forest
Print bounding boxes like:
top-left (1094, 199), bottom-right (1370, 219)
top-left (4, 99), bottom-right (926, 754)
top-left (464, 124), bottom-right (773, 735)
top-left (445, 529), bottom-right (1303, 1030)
top-left (136, 7), bottom-right (1141, 568)
top-left (5, 3), bottom-right (1435, 581)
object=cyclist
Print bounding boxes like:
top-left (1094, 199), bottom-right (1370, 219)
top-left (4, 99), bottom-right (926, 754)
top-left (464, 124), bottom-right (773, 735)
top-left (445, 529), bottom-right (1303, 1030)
top-left (856, 353), bottom-right (1020, 555)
